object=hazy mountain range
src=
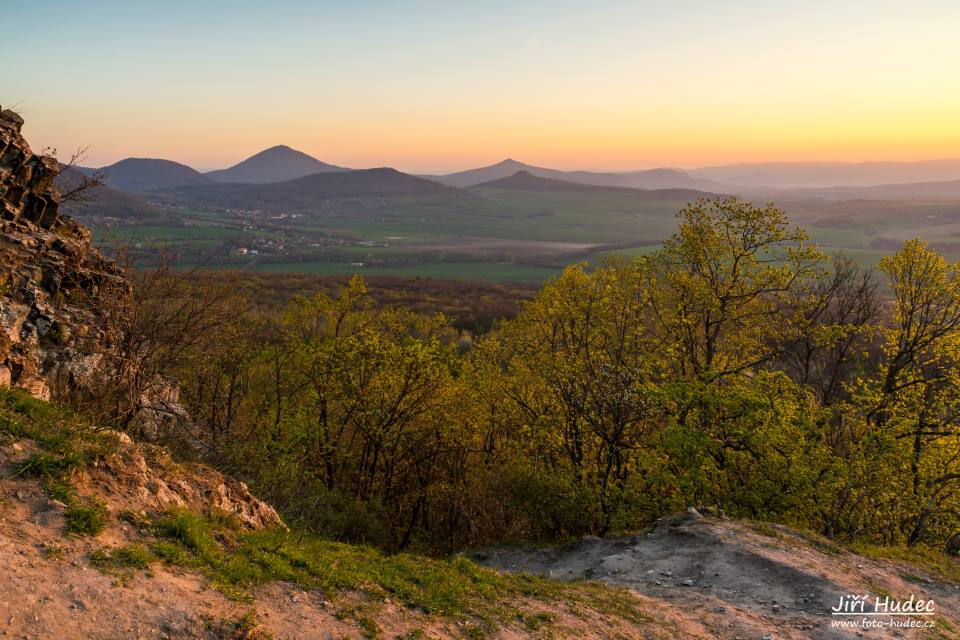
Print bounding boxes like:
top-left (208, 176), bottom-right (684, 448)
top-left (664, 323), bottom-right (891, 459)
top-left (427, 158), bottom-right (724, 191)
top-left (474, 170), bottom-right (714, 201)
top-left (169, 168), bottom-right (461, 210)
top-left (64, 146), bottom-right (960, 215)
top-left (688, 159), bottom-right (960, 189)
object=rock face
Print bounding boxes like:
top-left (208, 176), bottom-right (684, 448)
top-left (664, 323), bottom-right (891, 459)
top-left (76, 431), bottom-right (285, 530)
top-left (0, 109), bottom-right (283, 529)
top-left (0, 106), bottom-right (129, 400)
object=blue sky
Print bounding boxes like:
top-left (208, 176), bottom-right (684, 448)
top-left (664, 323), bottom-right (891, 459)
top-left (4, 1), bottom-right (959, 171)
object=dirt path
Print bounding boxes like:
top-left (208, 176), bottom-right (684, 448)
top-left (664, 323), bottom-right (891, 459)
top-left (475, 511), bottom-right (960, 639)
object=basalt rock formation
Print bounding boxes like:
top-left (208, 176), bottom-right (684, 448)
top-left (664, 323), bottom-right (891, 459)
top-left (0, 106), bottom-right (129, 400)
top-left (1, 108), bottom-right (283, 531)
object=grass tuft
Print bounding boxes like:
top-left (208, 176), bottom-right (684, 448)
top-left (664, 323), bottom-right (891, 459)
top-left (65, 498), bottom-right (109, 536)
top-left (0, 387), bottom-right (121, 537)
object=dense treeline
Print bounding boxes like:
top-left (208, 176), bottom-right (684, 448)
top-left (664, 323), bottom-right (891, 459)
top-left (92, 197), bottom-right (960, 555)
top-left (178, 271), bottom-right (536, 334)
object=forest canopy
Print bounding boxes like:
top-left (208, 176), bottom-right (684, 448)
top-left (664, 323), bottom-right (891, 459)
top-left (90, 197), bottom-right (960, 556)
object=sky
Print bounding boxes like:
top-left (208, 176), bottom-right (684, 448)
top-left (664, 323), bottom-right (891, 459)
top-left (3, 0), bottom-right (959, 172)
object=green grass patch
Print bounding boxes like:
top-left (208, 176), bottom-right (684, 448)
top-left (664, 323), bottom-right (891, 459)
top-left (144, 508), bottom-right (648, 632)
top-left (852, 543), bottom-right (960, 583)
top-left (0, 387), bottom-right (119, 536)
top-left (91, 544), bottom-right (155, 586)
top-left (65, 497), bottom-right (109, 536)
top-left (14, 450), bottom-right (82, 479)
top-left (93, 543), bottom-right (154, 570)
top-left (0, 387), bottom-right (118, 463)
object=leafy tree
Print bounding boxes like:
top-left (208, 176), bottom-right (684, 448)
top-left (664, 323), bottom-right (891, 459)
top-left (650, 197), bottom-right (824, 381)
top-left (475, 260), bottom-right (666, 533)
top-left (848, 240), bottom-right (960, 546)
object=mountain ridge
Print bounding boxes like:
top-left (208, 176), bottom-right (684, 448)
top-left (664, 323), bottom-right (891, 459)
top-left (473, 170), bottom-right (716, 199)
top-left (172, 167), bottom-right (465, 210)
top-left (429, 158), bottom-right (724, 191)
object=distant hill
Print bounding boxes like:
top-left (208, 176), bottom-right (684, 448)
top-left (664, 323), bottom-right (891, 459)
top-left (690, 159), bottom-right (960, 189)
top-left (473, 170), bottom-right (638, 191)
top-left (428, 159), bottom-right (544, 187)
top-left (474, 171), bottom-right (716, 202)
top-left (100, 158), bottom-right (214, 192)
top-left (428, 158), bottom-right (723, 191)
top-left (796, 178), bottom-right (960, 200)
top-left (206, 145), bottom-right (348, 183)
top-left (55, 167), bottom-right (165, 221)
top-left (174, 168), bottom-right (464, 210)
top-left (613, 168), bottom-right (724, 191)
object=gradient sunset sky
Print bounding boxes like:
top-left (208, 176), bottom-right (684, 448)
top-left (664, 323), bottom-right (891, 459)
top-left (4, 0), bottom-right (959, 172)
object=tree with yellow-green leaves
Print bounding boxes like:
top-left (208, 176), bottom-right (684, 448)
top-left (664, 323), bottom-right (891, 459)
top-left (834, 240), bottom-right (960, 546)
top-left (649, 197), bottom-right (826, 381)
top-left (471, 259), bottom-right (668, 535)
top-left (638, 198), bottom-right (834, 518)
top-left (228, 276), bottom-right (463, 548)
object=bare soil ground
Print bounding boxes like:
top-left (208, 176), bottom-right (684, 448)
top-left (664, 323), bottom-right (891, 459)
top-left (3, 431), bottom-right (959, 639)
top-left (0, 440), bottom-right (700, 639)
top-left (475, 511), bottom-right (960, 639)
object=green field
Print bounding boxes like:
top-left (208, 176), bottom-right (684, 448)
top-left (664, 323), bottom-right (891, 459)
top-left (95, 224), bottom-right (249, 242)
top-left (86, 188), bottom-right (960, 282)
top-left (254, 260), bottom-right (562, 283)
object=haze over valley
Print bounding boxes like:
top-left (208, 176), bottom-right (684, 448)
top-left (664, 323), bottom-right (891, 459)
top-left (54, 144), bottom-right (960, 282)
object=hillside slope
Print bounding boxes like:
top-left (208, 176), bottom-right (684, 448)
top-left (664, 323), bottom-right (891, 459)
top-left (479, 511), bottom-right (960, 639)
top-left (174, 168), bottom-right (465, 210)
top-left (100, 158), bottom-right (214, 192)
top-left (0, 389), bottom-right (670, 640)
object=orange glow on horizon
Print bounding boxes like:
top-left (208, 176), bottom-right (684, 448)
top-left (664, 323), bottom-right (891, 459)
top-left (8, 2), bottom-right (959, 173)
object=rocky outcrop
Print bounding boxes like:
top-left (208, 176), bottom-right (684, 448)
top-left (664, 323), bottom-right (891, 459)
top-left (0, 107), bottom-right (282, 529)
top-left (0, 106), bottom-right (129, 400)
top-left (75, 431), bottom-right (285, 530)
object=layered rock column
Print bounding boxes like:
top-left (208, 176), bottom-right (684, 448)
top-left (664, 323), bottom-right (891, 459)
top-left (0, 107), bottom-right (129, 399)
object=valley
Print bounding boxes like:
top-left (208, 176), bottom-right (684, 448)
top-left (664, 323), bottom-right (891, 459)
top-left (67, 152), bottom-right (960, 282)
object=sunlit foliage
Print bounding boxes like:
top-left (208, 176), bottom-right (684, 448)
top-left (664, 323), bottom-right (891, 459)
top-left (126, 197), bottom-right (960, 554)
